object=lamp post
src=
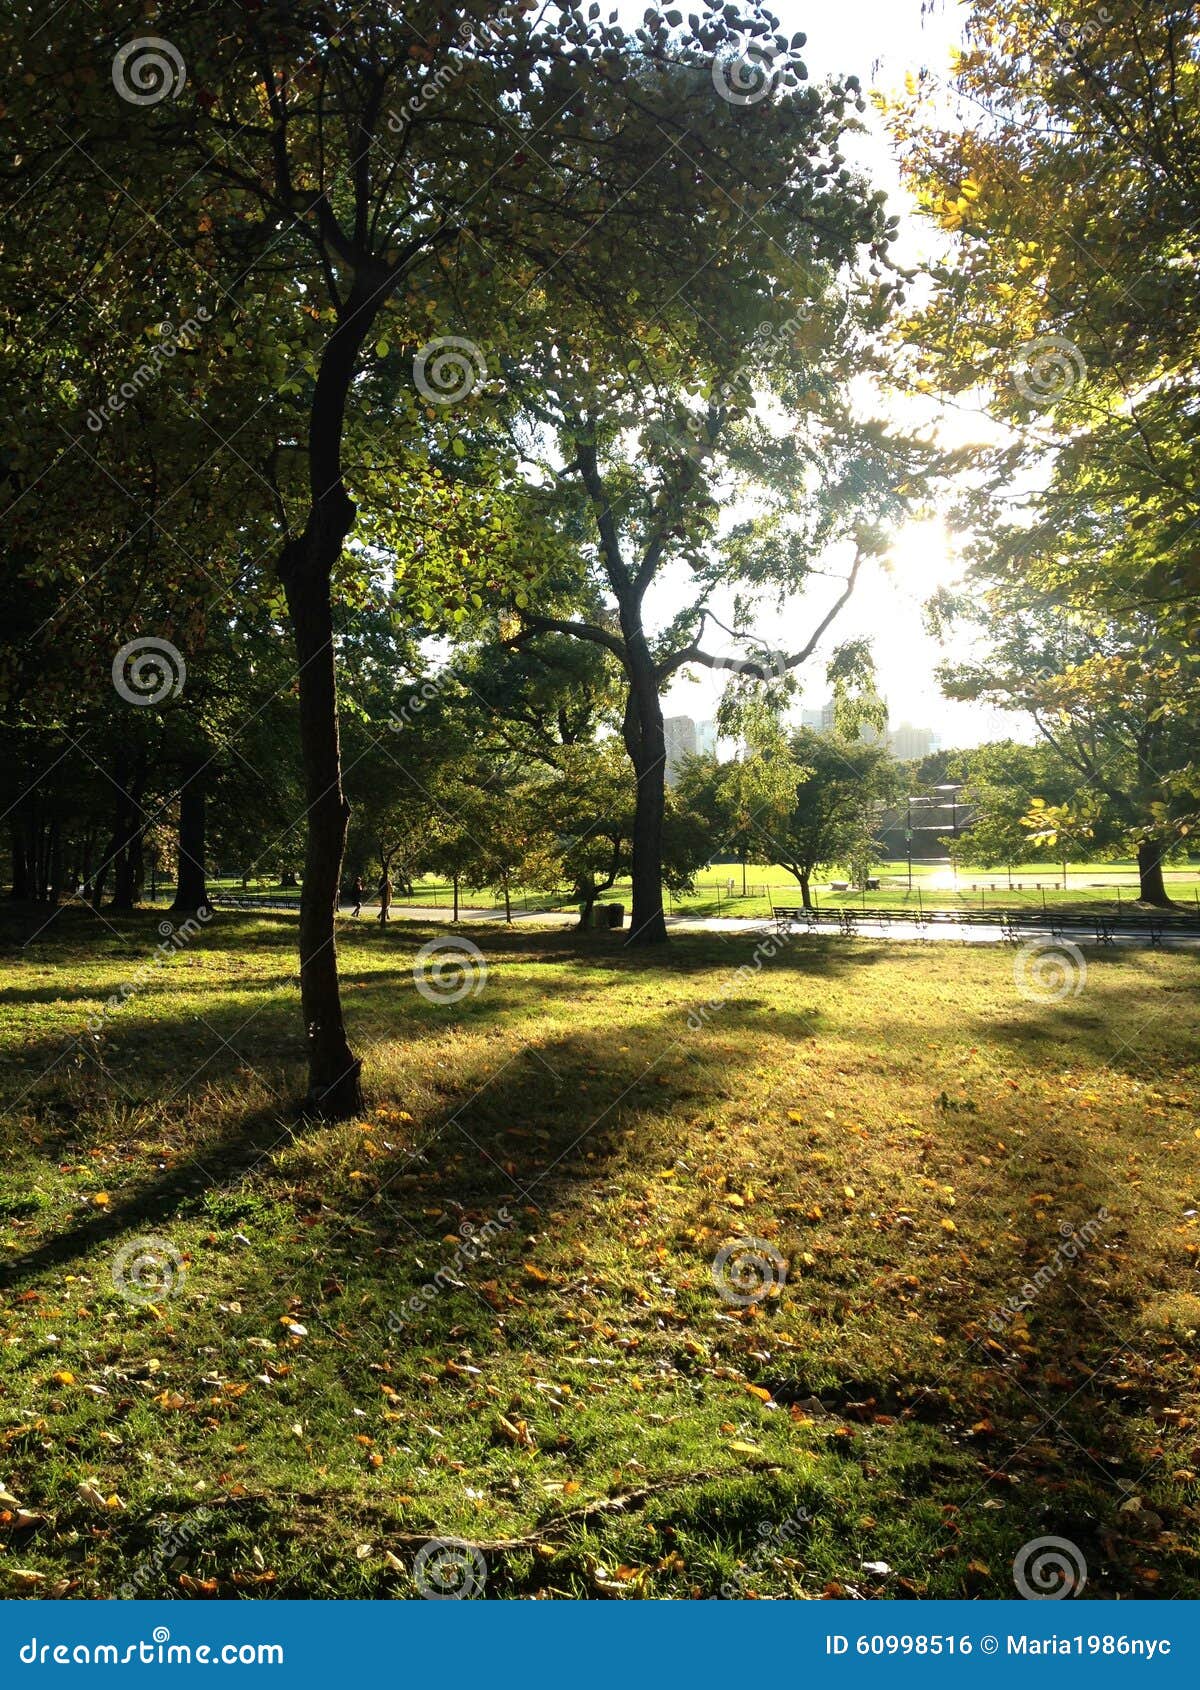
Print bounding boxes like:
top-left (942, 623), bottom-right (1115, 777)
top-left (905, 796), bottom-right (914, 892)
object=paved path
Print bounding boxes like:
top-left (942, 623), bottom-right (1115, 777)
top-left (333, 904), bottom-right (1200, 949)
top-left (679, 914), bottom-right (1200, 948)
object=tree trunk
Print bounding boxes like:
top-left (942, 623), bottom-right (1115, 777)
top-left (9, 817), bottom-right (30, 900)
top-left (111, 840), bottom-right (138, 909)
top-left (799, 870), bottom-right (812, 911)
top-left (452, 872), bottom-right (459, 922)
top-left (172, 773), bottom-right (211, 915)
top-left (104, 749), bottom-right (145, 911)
top-left (281, 537), bottom-right (362, 1118)
top-left (47, 818), bottom-right (64, 906)
top-left (622, 650), bottom-right (669, 946)
top-left (1137, 838), bottom-right (1173, 906)
top-left (273, 277), bottom-right (391, 1120)
top-left (502, 875), bottom-right (511, 923)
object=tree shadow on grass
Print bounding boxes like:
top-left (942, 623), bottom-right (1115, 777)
top-left (0, 1099), bottom-right (305, 1292)
top-left (1, 920), bottom-right (1197, 1596)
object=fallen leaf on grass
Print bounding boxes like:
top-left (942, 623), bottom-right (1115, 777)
top-left (496, 1414), bottom-right (536, 1449)
top-left (76, 1482), bottom-right (123, 1512)
top-left (178, 1573), bottom-right (219, 1596)
top-left (0, 1508), bottom-right (45, 1530)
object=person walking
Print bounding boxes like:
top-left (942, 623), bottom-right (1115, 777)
top-left (351, 875), bottom-right (364, 917)
top-left (377, 870), bottom-right (392, 924)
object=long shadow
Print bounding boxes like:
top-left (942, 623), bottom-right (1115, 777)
top-left (2, 913), bottom-right (1197, 1595)
top-left (0, 1100), bottom-right (305, 1291)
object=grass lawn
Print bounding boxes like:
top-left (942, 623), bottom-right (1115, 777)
top-left (193, 859), bottom-right (1200, 923)
top-left (1, 907), bottom-right (1199, 1600)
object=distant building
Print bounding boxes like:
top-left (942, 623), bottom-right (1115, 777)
top-left (664, 715), bottom-right (698, 784)
top-left (801, 699), bottom-right (837, 733)
top-left (888, 722), bottom-right (936, 762)
top-left (695, 719), bottom-right (717, 757)
top-left (801, 700), bottom-right (941, 763)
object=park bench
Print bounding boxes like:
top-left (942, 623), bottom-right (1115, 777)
top-left (773, 904), bottom-right (1200, 945)
top-left (210, 892), bottom-right (302, 912)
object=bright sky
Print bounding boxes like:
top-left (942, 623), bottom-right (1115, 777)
top-left (659, 0), bottom-right (1024, 751)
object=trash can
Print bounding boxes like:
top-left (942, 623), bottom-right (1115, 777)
top-left (607, 904), bottom-right (625, 929)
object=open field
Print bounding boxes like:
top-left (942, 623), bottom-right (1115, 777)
top-left (1, 908), bottom-right (1198, 1599)
top-left (175, 859), bottom-right (1200, 923)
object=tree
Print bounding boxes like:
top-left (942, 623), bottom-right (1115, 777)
top-left (934, 593), bottom-right (1196, 905)
top-left (676, 704), bottom-right (801, 897)
top-left (770, 729), bottom-right (894, 909)
top-left (889, 0), bottom-right (1200, 898)
top-left (8, 2), bottom-right (860, 1111)
top-left (947, 740), bottom-right (1109, 887)
top-left (505, 269), bottom-right (909, 942)
top-left (540, 741), bottom-right (709, 928)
